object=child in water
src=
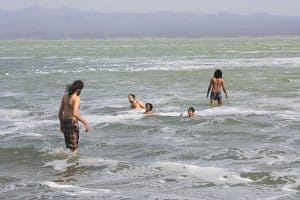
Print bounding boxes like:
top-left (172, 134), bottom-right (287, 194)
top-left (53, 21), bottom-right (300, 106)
top-left (144, 103), bottom-right (155, 115)
top-left (180, 107), bottom-right (196, 118)
top-left (207, 69), bottom-right (228, 106)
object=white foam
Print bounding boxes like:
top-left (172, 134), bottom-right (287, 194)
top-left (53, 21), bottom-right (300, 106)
top-left (111, 161), bottom-right (252, 185)
top-left (0, 109), bottom-right (30, 119)
top-left (0, 56), bottom-right (33, 60)
top-left (0, 91), bottom-right (24, 97)
top-left (42, 181), bottom-right (111, 194)
top-left (83, 57), bottom-right (300, 72)
top-left (281, 178), bottom-right (300, 193)
top-left (199, 107), bottom-right (273, 117)
top-left (2, 132), bottom-right (44, 138)
top-left (265, 194), bottom-right (295, 200)
top-left (147, 162), bottom-right (253, 185)
top-left (275, 112), bottom-right (298, 120)
top-left (86, 110), bottom-right (144, 124)
top-left (67, 57), bottom-right (84, 61)
top-left (44, 157), bottom-right (121, 171)
top-left (43, 181), bottom-right (78, 189)
top-left (44, 160), bottom-right (69, 171)
top-left (19, 56), bottom-right (300, 74)
top-left (79, 157), bottom-right (120, 167)
top-left (157, 112), bottom-right (182, 117)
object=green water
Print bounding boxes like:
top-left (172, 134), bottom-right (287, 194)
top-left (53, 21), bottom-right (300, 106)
top-left (0, 37), bottom-right (300, 199)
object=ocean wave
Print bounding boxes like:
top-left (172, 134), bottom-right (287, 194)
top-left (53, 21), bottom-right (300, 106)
top-left (199, 107), bottom-right (274, 117)
top-left (44, 157), bottom-right (252, 185)
top-left (14, 57), bottom-right (300, 75)
top-left (44, 156), bottom-right (121, 172)
top-left (0, 109), bottom-right (30, 119)
top-left (86, 110), bottom-right (144, 125)
top-left (41, 181), bottom-right (112, 194)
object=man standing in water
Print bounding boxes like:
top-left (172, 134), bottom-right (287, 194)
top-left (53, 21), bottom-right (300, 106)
top-left (128, 94), bottom-right (145, 109)
top-left (59, 80), bottom-right (90, 153)
top-left (207, 69), bottom-right (228, 106)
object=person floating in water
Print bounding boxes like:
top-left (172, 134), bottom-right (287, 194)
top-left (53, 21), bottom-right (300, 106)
top-left (144, 103), bottom-right (155, 115)
top-left (207, 69), bottom-right (228, 106)
top-left (58, 80), bottom-right (90, 153)
top-left (128, 94), bottom-right (145, 109)
top-left (180, 107), bottom-right (196, 118)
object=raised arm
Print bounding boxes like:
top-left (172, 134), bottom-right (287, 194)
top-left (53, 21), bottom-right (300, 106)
top-left (72, 96), bottom-right (90, 132)
top-left (222, 80), bottom-right (228, 99)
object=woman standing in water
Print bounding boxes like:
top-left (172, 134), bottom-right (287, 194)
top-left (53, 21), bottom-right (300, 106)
top-left (58, 80), bottom-right (90, 153)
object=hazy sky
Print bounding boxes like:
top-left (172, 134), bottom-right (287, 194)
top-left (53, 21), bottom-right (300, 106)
top-left (1, 0), bottom-right (300, 16)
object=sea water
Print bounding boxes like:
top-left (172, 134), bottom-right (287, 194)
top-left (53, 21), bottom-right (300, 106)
top-left (0, 37), bottom-right (300, 199)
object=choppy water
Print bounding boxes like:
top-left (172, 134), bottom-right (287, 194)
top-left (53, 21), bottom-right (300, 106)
top-left (0, 37), bottom-right (300, 200)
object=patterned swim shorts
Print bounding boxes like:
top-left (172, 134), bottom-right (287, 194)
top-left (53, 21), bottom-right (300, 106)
top-left (61, 119), bottom-right (79, 151)
top-left (210, 91), bottom-right (222, 101)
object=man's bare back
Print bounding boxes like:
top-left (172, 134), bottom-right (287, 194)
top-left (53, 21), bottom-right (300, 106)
top-left (207, 69), bottom-right (228, 106)
top-left (211, 78), bottom-right (224, 93)
top-left (59, 91), bottom-right (90, 132)
top-left (61, 94), bottom-right (77, 120)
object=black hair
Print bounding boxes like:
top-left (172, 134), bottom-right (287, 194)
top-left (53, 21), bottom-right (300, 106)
top-left (188, 107), bottom-right (195, 113)
top-left (66, 80), bottom-right (84, 96)
top-left (128, 94), bottom-right (136, 99)
top-left (145, 103), bottom-right (153, 111)
top-left (214, 69), bottom-right (222, 79)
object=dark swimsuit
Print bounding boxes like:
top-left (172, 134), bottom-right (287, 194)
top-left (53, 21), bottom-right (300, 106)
top-left (210, 91), bottom-right (222, 101)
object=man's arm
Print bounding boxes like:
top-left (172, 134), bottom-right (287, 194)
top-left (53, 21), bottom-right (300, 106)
top-left (207, 79), bottom-right (212, 98)
top-left (222, 80), bottom-right (228, 99)
top-left (138, 100), bottom-right (145, 109)
top-left (58, 96), bottom-right (64, 132)
top-left (73, 96), bottom-right (90, 132)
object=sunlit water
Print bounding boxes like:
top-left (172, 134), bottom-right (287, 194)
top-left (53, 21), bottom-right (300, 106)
top-left (0, 37), bottom-right (300, 199)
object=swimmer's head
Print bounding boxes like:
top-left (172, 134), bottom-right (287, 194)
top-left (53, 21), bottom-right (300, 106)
top-left (214, 69), bottom-right (222, 79)
top-left (145, 103), bottom-right (153, 112)
top-left (67, 80), bottom-right (84, 96)
top-left (128, 94), bottom-right (136, 103)
top-left (188, 107), bottom-right (195, 117)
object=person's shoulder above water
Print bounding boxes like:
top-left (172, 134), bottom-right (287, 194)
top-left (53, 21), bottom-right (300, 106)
top-left (128, 94), bottom-right (145, 109)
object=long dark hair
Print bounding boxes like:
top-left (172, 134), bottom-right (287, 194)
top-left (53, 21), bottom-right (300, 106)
top-left (66, 80), bottom-right (84, 96)
top-left (214, 69), bottom-right (222, 79)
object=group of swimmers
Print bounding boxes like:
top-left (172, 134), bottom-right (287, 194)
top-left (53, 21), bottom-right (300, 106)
top-left (128, 68), bottom-right (228, 117)
top-left (58, 69), bottom-right (228, 152)
top-left (128, 93), bottom-right (196, 118)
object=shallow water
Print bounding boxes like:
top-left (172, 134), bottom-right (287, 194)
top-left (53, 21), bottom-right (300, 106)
top-left (0, 37), bottom-right (300, 199)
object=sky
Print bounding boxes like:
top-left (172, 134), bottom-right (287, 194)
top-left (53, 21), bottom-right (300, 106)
top-left (1, 0), bottom-right (300, 16)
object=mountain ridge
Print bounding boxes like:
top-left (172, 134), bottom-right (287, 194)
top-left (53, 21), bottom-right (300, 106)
top-left (1, 6), bottom-right (300, 39)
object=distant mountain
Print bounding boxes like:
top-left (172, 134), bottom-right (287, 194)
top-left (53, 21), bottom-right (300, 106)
top-left (1, 6), bottom-right (300, 39)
